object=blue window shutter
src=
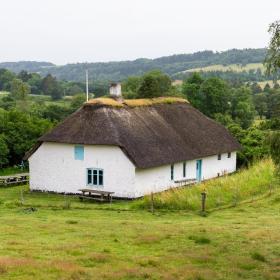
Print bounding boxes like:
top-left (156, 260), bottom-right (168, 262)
top-left (74, 145), bottom-right (84, 160)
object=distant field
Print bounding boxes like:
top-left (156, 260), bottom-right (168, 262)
top-left (0, 92), bottom-right (73, 107)
top-left (257, 80), bottom-right (280, 89)
top-left (0, 91), bottom-right (9, 96)
top-left (184, 63), bottom-right (265, 73)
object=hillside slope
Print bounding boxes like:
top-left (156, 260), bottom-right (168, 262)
top-left (0, 48), bottom-right (266, 81)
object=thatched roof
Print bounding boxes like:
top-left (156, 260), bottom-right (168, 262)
top-left (27, 97), bottom-right (241, 168)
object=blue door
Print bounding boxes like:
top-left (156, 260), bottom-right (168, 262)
top-left (196, 160), bottom-right (202, 182)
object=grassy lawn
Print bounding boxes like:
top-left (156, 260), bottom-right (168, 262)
top-left (0, 161), bottom-right (279, 279)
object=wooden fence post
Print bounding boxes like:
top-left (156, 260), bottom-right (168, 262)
top-left (269, 184), bottom-right (272, 195)
top-left (20, 186), bottom-right (24, 205)
top-left (201, 190), bottom-right (207, 213)
top-left (150, 192), bottom-right (154, 214)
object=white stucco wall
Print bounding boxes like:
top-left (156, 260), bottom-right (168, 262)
top-left (134, 152), bottom-right (237, 197)
top-left (29, 142), bottom-right (136, 197)
top-left (29, 142), bottom-right (237, 198)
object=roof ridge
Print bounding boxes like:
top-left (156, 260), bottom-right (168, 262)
top-left (84, 97), bottom-right (189, 108)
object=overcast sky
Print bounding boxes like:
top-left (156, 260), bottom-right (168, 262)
top-left (0, 0), bottom-right (279, 64)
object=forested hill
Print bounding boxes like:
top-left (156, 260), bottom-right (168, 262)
top-left (0, 48), bottom-right (267, 81)
top-left (0, 61), bottom-right (55, 74)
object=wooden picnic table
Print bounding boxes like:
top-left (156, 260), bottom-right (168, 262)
top-left (174, 178), bottom-right (197, 187)
top-left (78, 188), bottom-right (114, 203)
top-left (0, 173), bottom-right (29, 187)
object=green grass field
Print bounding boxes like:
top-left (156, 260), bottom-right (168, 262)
top-left (184, 63), bottom-right (265, 73)
top-left (0, 160), bottom-right (279, 280)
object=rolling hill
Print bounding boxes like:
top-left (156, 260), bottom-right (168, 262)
top-left (0, 48), bottom-right (267, 82)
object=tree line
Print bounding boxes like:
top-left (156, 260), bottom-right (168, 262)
top-left (0, 69), bottom-right (108, 100)
top-left (0, 48), bottom-right (268, 82)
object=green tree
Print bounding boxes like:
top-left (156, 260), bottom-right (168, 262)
top-left (41, 74), bottom-right (63, 100)
top-left (42, 104), bottom-right (72, 122)
top-left (265, 20), bottom-right (280, 75)
top-left (0, 109), bottom-right (53, 165)
top-left (67, 84), bottom-right (84, 96)
top-left (268, 131), bottom-right (280, 177)
top-left (182, 73), bottom-right (204, 108)
top-left (263, 83), bottom-right (271, 93)
top-left (10, 78), bottom-right (31, 100)
top-left (273, 82), bottom-right (280, 89)
top-left (70, 94), bottom-right (86, 110)
top-left (0, 69), bottom-right (16, 91)
top-left (0, 134), bottom-right (9, 167)
top-left (28, 73), bottom-right (43, 95)
top-left (230, 86), bottom-right (255, 128)
top-left (199, 77), bottom-right (230, 117)
top-left (253, 93), bottom-right (267, 119)
top-left (251, 82), bottom-right (262, 94)
top-left (17, 70), bottom-right (32, 82)
top-left (266, 91), bottom-right (280, 119)
top-left (228, 123), bottom-right (268, 166)
top-left (137, 70), bottom-right (172, 98)
top-left (123, 76), bottom-right (142, 98)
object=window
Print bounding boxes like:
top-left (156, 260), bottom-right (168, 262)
top-left (227, 152), bottom-right (231, 158)
top-left (87, 168), bottom-right (103, 186)
top-left (74, 145), bottom-right (84, 160)
top-left (218, 154), bottom-right (221, 160)
top-left (183, 162), bottom-right (186, 178)
top-left (171, 164), bottom-right (174, 180)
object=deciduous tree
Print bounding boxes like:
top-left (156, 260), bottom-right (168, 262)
top-left (265, 20), bottom-right (280, 75)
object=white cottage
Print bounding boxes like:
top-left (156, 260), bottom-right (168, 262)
top-left (25, 87), bottom-right (241, 198)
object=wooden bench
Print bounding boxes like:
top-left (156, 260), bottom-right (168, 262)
top-left (0, 173), bottom-right (29, 187)
top-left (174, 178), bottom-right (197, 187)
top-left (78, 188), bottom-right (114, 203)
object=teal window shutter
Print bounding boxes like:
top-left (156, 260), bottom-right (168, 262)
top-left (74, 145), bottom-right (84, 160)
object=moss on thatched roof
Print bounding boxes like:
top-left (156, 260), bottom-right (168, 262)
top-left (85, 97), bottom-right (188, 108)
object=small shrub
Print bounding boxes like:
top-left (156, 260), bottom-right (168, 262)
top-left (189, 235), bottom-right (211, 244)
top-left (66, 220), bottom-right (78, 224)
top-left (251, 252), bottom-right (266, 262)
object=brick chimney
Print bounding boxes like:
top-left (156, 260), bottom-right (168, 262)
top-left (109, 82), bottom-right (122, 98)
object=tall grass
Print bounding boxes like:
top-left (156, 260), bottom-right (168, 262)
top-left (0, 166), bottom-right (28, 176)
top-left (133, 159), bottom-right (275, 211)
